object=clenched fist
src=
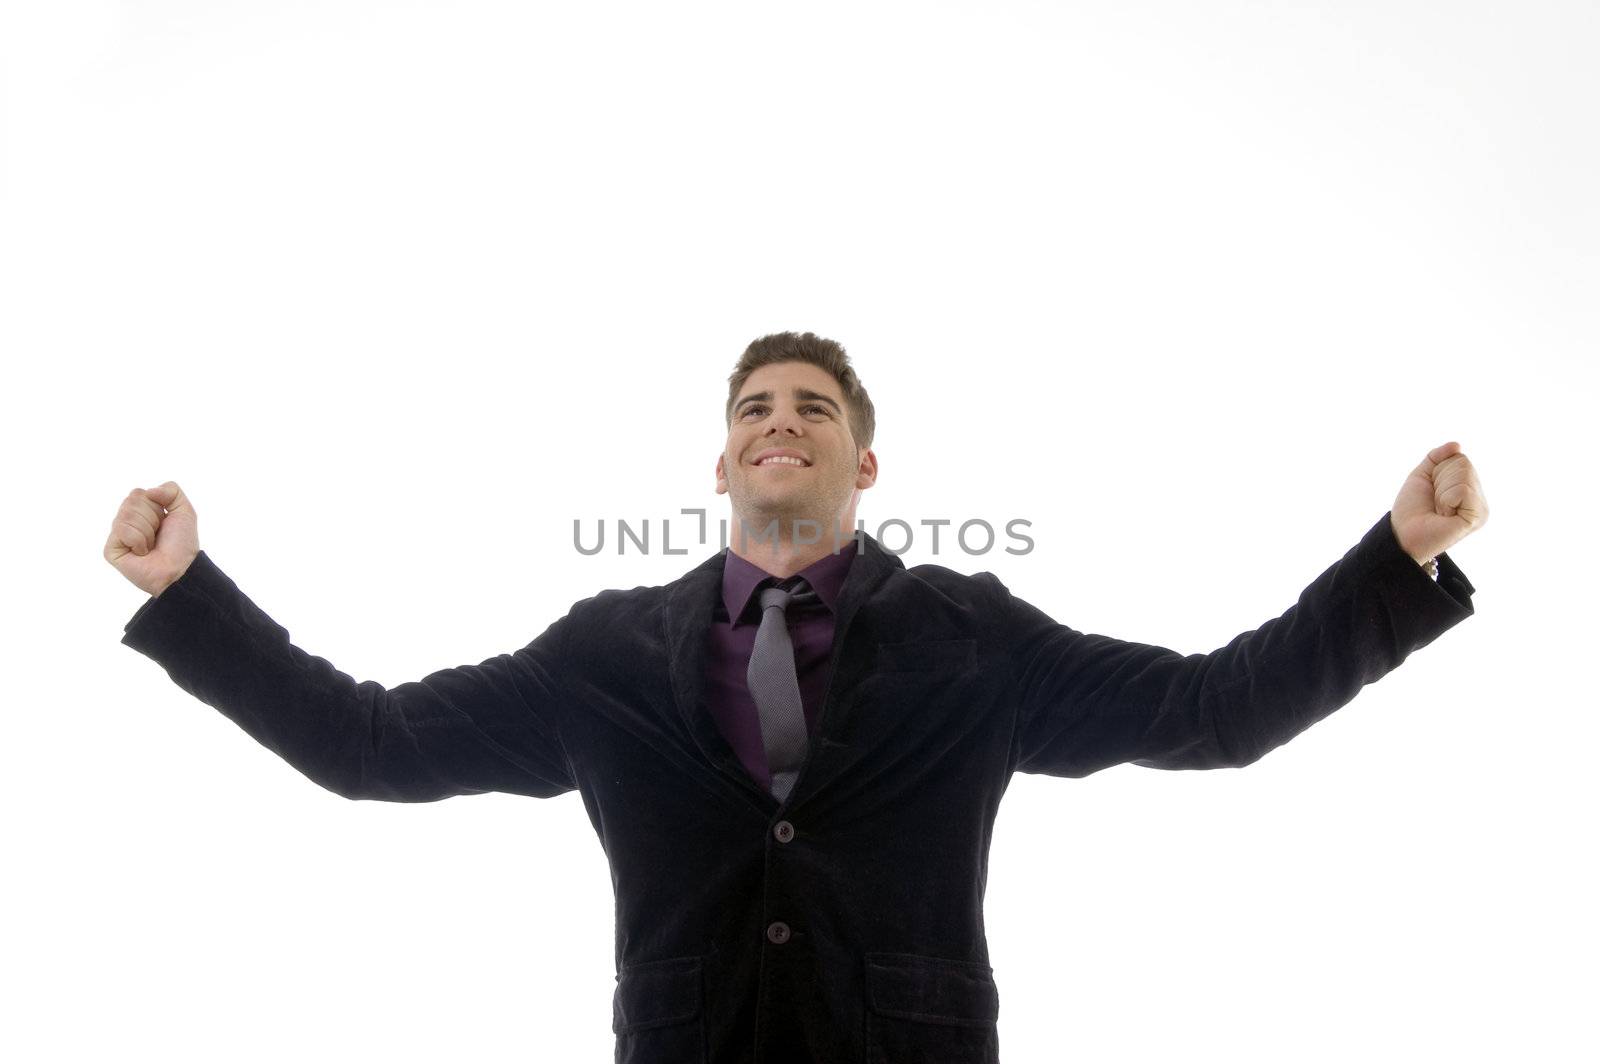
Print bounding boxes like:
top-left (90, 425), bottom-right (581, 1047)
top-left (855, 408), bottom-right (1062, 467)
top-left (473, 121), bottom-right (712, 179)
top-left (1389, 442), bottom-right (1489, 566)
top-left (104, 481), bottom-right (200, 597)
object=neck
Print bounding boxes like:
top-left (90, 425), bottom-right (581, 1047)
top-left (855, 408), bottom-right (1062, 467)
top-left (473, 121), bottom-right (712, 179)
top-left (727, 511), bottom-right (859, 578)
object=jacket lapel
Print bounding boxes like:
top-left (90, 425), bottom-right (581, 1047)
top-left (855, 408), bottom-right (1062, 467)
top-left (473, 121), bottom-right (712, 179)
top-left (663, 530), bottom-right (905, 811)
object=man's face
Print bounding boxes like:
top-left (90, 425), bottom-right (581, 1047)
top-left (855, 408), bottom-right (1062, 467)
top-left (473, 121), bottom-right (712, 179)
top-left (715, 361), bottom-right (877, 539)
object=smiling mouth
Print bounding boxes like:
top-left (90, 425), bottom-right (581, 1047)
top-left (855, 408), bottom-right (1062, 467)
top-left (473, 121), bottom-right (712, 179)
top-left (753, 458), bottom-right (810, 468)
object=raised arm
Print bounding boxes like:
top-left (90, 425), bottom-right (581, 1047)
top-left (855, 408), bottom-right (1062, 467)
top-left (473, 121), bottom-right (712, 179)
top-left (998, 510), bottom-right (1476, 777)
top-left (108, 483), bottom-right (577, 802)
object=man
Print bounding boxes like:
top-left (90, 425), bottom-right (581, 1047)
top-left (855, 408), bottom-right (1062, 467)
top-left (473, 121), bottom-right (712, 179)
top-left (105, 330), bottom-right (1487, 1064)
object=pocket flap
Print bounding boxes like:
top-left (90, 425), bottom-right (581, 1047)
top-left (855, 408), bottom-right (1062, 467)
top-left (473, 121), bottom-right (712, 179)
top-left (865, 952), bottom-right (999, 1026)
top-left (612, 954), bottom-right (703, 1033)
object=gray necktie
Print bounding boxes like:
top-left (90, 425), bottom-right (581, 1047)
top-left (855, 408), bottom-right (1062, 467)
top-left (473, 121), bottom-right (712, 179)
top-left (747, 576), bottom-right (819, 802)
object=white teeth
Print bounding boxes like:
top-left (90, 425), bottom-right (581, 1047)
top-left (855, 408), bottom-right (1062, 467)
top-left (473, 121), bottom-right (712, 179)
top-left (758, 456), bottom-right (806, 466)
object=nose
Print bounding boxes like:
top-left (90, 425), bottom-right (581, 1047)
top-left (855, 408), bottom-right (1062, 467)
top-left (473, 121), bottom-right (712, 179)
top-left (762, 408), bottom-right (805, 437)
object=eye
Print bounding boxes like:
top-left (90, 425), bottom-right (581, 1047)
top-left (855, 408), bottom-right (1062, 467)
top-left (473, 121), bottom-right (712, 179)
top-left (739, 402), bottom-right (831, 418)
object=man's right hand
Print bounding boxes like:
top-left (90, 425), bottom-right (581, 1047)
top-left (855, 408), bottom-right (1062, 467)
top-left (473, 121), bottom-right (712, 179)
top-left (105, 481), bottom-right (200, 597)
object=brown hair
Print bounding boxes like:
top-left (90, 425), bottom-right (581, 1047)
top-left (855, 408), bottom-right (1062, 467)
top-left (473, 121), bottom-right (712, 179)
top-left (724, 331), bottom-right (876, 451)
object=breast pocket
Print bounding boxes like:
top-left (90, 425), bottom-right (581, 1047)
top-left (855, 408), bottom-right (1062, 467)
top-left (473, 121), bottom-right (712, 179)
top-left (872, 638), bottom-right (978, 673)
top-left (864, 951), bottom-right (1001, 1063)
top-left (612, 953), bottom-right (706, 1064)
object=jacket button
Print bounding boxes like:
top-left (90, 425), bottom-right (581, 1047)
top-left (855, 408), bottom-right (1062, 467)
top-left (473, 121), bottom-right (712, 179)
top-left (766, 921), bottom-right (791, 944)
top-left (773, 821), bottom-right (794, 843)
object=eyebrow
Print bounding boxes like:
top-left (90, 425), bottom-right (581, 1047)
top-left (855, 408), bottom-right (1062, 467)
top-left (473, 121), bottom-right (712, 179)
top-left (734, 388), bottom-right (843, 416)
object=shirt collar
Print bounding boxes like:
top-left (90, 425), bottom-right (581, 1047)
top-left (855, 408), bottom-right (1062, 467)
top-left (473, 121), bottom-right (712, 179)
top-left (720, 538), bottom-right (858, 626)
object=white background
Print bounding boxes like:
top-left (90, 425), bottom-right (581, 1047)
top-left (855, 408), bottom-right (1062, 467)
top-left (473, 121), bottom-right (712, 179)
top-left (4, 1), bottom-right (1595, 1060)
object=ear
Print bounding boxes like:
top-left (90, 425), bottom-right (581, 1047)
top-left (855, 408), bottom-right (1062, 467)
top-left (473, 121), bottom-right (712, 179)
top-left (855, 448), bottom-right (878, 490)
top-left (715, 453), bottom-right (728, 495)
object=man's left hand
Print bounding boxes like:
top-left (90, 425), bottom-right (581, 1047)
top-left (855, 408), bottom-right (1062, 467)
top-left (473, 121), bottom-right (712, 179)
top-left (1390, 441), bottom-right (1490, 564)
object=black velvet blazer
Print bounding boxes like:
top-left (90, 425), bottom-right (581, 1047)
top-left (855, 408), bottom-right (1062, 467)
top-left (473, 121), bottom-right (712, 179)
top-left (121, 511), bottom-right (1475, 1064)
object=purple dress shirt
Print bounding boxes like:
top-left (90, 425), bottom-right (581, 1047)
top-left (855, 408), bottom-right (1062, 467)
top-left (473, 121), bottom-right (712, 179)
top-left (703, 540), bottom-right (858, 792)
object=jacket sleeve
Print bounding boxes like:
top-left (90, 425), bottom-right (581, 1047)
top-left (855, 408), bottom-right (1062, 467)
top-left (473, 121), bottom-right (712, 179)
top-left (1000, 511), bottom-right (1477, 777)
top-left (120, 550), bottom-right (579, 802)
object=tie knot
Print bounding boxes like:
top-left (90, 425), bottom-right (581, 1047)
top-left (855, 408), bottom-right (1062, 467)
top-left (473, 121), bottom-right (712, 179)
top-left (758, 576), bottom-right (815, 614)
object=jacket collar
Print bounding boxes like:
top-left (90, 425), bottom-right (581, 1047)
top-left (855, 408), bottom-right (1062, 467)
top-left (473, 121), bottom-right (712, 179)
top-left (664, 528), bottom-right (904, 814)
